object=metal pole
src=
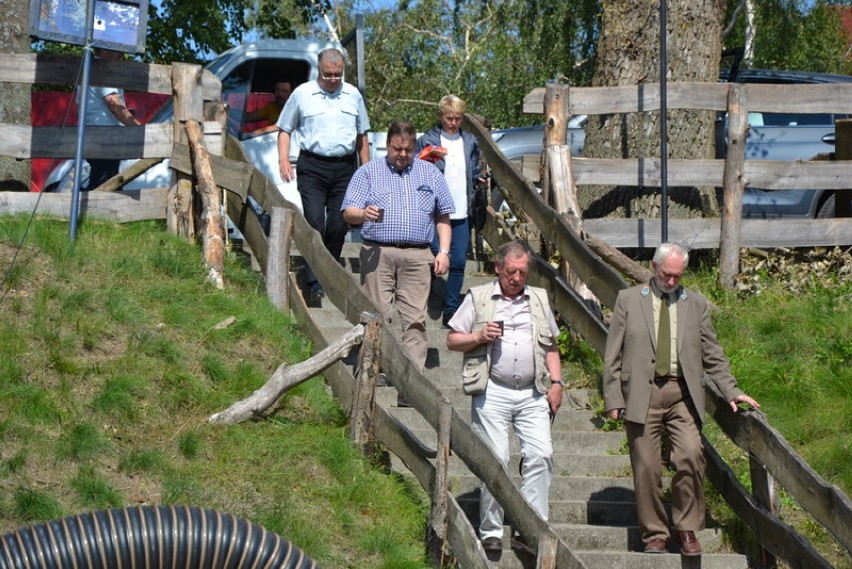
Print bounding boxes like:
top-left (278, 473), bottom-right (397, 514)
top-left (70, 0), bottom-right (96, 242)
top-left (659, 0), bottom-right (669, 243)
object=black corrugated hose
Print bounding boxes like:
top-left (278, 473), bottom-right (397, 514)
top-left (0, 505), bottom-right (318, 569)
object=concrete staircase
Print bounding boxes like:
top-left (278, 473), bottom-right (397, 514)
top-left (298, 241), bottom-right (749, 568)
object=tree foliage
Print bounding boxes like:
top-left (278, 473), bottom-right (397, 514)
top-left (354, 0), bottom-right (600, 132)
top-left (145, 0), bottom-right (249, 64)
top-left (722, 0), bottom-right (851, 76)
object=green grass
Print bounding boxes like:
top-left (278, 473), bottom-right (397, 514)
top-left (0, 216), bottom-right (432, 568)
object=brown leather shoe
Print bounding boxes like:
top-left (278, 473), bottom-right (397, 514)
top-left (644, 538), bottom-right (668, 554)
top-left (678, 531), bottom-right (702, 557)
top-left (481, 537), bottom-right (502, 553)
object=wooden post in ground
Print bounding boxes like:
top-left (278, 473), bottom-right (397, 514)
top-left (185, 120), bottom-right (225, 289)
top-left (719, 84), bottom-right (748, 289)
top-left (835, 119), bottom-right (852, 218)
top-left (427, 401), bottom-right (452, 566)
top-left (168, 63), bottom-right (205, 241)
top-left (266, 207), bottom-right (294, 311)
top-left (543, 84), bottom-right (600, 317)
top-left (349, 312), bottom-right (382, 452)
top-left (535, 532), bottom-right (558, 569)
top-left (749, 455), bottom-right (778, 569)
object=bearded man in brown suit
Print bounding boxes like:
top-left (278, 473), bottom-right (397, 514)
top-left (602, 242), bottom-right (760, 557)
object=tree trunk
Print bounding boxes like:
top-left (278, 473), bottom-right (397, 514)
top-left (0, 0), bottom-right (31, 191)
top-left (581, 0), bottom-right (725, 220)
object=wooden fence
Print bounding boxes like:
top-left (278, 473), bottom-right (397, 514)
top-left (1, 53), bottom-right (850, 567)
top-left (514, 82), bottom-right (852, 262)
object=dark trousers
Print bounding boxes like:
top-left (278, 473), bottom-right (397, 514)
top-left (431, 218), bottom-right (470, 320)
top-left (87, 159), bottom-right (120, 190)
top-left (295, 153), bottom-right (356, 284)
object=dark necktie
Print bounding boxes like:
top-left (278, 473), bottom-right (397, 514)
top-left (655, 295), bottom-right (671, 377)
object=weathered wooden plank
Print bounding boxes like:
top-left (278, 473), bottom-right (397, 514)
top-left (706, 383), bottom-right (852, 557)
top-left (584, 217), bottom-right (852, 248)
top-left (703, 434), bottom-right (833, 569)
top-left (523, 82), bottom-right (852, 116)
top-left (0, 123), bottom-right (173, 160)
top-left (170, 143), bottom-right (253, 201)
top-left (0, 53), bottom-right (220, 99)
top-left (0, 188), bottom-right (168, 222)
top-left (445, 496), bottom-right (491, 569)
top-left (517, 155), bottom-right (852, 190)
top-left (572, 158), bottom-right (852, 190)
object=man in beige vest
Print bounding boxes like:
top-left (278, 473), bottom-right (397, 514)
top-left (447, 240), bottom-right (563, 555)
top-left (603, 242), bottom-right (760, 556)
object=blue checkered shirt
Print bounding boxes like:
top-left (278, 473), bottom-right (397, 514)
top-left (342, 158), bottom-right (455, 244)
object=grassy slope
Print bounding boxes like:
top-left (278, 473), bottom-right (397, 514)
top-left (0, 217), bottom-right (431, 569)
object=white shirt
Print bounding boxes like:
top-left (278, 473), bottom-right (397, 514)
top-left (440, 131), bottom-right (467, 220)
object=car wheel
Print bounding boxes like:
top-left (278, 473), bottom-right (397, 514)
top-left (816, 193), bottom-right (835, 219)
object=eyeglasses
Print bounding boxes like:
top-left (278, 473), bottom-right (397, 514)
top-left (320, 72), bottom-right (343, 81)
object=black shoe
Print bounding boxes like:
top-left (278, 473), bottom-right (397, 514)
top-left (308, 282), bottom-right (325, 301)
top-left (481, 537), bottom-right (502, 553)
top-left (510, 535), bottom-right (535, 555)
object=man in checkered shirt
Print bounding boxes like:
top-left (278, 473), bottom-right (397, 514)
top-left (342, 121), bottom-right (455, 371)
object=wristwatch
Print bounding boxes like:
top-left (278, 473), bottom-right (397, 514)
top-left (438, 249), bottom-right (450, 255)
top-left (551, 379), bottom-right (565, 387)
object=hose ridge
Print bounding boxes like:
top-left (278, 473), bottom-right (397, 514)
top-left (0, 506), bottom-right (318, 569)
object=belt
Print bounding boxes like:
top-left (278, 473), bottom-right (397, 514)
top-left (363, 239), bottom-right (430, 249)
top-left (655, 375), bottom-right (682, 382)
top-left (300, 150), bottom-right (355, 163)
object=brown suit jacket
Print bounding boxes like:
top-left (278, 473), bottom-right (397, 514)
top-left (602, 283), bottom-right (743, 424)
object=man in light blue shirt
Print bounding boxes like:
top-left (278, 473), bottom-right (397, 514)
top-left (276, 48), bottom-right (371, 302)
top-left (342, 121), bottom-right (454, 371)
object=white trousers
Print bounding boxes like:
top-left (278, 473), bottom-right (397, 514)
top-left (471, 379), bottom-right (553, 539)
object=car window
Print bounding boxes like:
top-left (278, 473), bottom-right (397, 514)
top-left (759, 112), bottom-right (834, 127)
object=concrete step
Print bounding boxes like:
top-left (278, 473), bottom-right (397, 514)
top-left (389, 425), bottom-right (627, 457)
top-left (552, 524), bottom-right (728, 554)
top-left (454, 493), bottom-right (640, 526)
top-left (449, 475), bottom-right (637, 501)
top-left (575, 551), bottom-right (747, 569)
top-left (465, 526), bottom-right (745, 568)
top-left (387, 405), bottom-right (608, 434)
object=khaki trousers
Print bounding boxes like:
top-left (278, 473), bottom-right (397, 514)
top-left (625, 378), bottom-right (705, 545)
top-left (360, 244), bottom-right (433, 370)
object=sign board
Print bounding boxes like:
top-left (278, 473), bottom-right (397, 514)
top-left (29, 0), bottom-right (148, 54)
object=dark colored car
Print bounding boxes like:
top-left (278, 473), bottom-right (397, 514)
top-left (491, 68), bottom-right (852, 218)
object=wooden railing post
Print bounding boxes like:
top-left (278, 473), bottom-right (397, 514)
top-left (427, 401), bottom-right (452, 566)
top-left (719, 84), bottom-right (749, 289)
top-left (185, 120), bottom-right (225, 289)
top-left (349, 312), bottom-right (382, 452)
top-left (535, 532), bottom-right (558, 569)
top-left (749, 455), bottom-right (778, 569)
top-left (266, 207), bottom-right (294, 312)
top-left (543, 84), bottom-right (601, 317)
top-left (168, 63), bottom-right (205, 241)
